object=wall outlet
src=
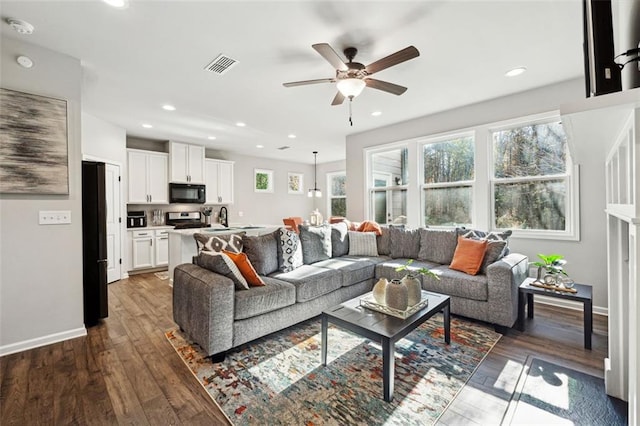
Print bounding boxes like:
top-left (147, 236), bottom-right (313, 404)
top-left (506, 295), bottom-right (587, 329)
top-left (39, 210), bottom-right (72, 225)
top-left (238, 211), bottom-right (244, 217)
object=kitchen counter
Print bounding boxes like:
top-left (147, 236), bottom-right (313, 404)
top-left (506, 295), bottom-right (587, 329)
top-left (127, 225), bottom-right (174, 231)
top-left (167, 224), bottom-right (281, 281)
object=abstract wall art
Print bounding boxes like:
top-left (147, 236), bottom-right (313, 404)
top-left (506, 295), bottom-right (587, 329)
top-left (0, 88), bottom-right (69, 194)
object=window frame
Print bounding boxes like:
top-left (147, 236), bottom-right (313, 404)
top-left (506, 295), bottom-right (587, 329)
top-left (489, 116), bottom-right (580, 241)
top-left (326, 170), bottom-right (347, 218)
top-left (418, 131), bottom-right (476, 228)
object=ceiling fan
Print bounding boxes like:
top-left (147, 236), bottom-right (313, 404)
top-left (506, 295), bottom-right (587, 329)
top-left (283, 43), bottom-right (420, 106)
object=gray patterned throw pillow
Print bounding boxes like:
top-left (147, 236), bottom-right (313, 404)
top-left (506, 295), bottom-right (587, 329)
top-left (195, 251), bottom-right (249, 290)
top-left (193, 232), bottom-right (245, 254)
top-left (278, 228), bottom-right (303, 272)
top-left (348, 231), bottom-right (378, 256)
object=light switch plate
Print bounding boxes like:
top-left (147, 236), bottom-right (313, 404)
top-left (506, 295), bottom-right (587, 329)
top-left (39, 210), bottom-right (72, 225)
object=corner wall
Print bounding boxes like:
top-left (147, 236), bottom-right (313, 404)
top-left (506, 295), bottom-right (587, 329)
top-left (0, 37), bottom-right (85, 354)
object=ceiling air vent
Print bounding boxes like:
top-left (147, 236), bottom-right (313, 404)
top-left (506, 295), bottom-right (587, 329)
top-left (277, 146), bottom-right (291, 150)
top-left (204, 54), bottom-right (238, 75)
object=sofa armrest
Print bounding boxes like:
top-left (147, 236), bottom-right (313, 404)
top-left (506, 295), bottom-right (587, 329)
top-left (485, 253), bottom-right (529, 327)
top-left (173, 263), bottom-right (235, 357)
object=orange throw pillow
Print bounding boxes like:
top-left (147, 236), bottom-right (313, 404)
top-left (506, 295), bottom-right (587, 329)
top-left (223, 250), bottom-right (265, 286)
top-left (449, 236), bottom-right (488, 276)
top-left (357, 220), bottom-right (382, 236)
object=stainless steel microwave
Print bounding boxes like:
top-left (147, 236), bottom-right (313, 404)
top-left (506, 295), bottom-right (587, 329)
top-left (169, 183), bottom-right (206, 204)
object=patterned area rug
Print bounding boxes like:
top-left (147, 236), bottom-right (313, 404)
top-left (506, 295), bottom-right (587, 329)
top-left (502, 357), bottom-right (628, 425)
top-left (166, 314), bottom-right (501, 425)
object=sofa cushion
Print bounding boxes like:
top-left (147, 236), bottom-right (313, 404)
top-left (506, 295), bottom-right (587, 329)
top-left (278, 228), bottom-right (303, 272)
top-left (299, 224), bottom-right (332, 264)
top-left (194, 232), bottom-right (245, 254)
top-left (195, 251), bottom-right (249, 290)
top-left (242, 230), bottom-right (279, 276)
top-left (233, 277), bottom-right (296, 320)
top-left (449, 237), bottom-right (488, 275)
top-left (389, 227), bottom-right (421, 259)
top-left (223, 250), bottom-right (265, 287)
top-left (313, 256), bottom-right (377, 287)
top-left (348, 231), bottom-right (378, 257)
top-left (417, 228), bottom-right (458, 264)
top-left (376, 224), bottom-right (404, 255)
top-left (269, 265), bottom-right (342, 302)
top-left (330, 222), bottom-right (349, 257)
top-left (425, 265), bottom-right (489, 301)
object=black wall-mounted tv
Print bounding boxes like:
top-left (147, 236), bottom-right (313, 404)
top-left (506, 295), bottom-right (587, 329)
top-left (583, 0), bottom-right (622, 97)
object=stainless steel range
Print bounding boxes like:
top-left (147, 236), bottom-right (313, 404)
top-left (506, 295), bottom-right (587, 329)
top-left (165, 211), bottom-right (209, 229)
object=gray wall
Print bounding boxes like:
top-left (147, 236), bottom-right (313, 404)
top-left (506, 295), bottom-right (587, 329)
top-left (345, 78), bottom-right (614, 313)
top-left (0, 37), bottom-right (85, 354)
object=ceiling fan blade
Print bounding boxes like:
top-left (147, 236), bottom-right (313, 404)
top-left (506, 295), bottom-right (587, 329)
top-left (365, 46), bottom-right (420, 75)
top-left (365, 78), bottom-right (408, 95)
top-left (331, 92), bottom-right (345, 106)
top-left (312, 43), bottom-right (348, 71)
top-left (283, 78), bottom-right (336, 87)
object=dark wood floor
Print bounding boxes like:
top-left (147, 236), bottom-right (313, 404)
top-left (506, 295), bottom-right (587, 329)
top-left (1, 273), bottom-right (609, 425)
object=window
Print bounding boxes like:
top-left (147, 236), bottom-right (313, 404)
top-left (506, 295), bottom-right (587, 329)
top-left (327, 171), bottom-right (346, 218)
top-left (369, 147), bottom-right (408, 224)
top-left (421, 135), bottom-right (474, 227)
top-left (491, 120), bottom-right (577, 238)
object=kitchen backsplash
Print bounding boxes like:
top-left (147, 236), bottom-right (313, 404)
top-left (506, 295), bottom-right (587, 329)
top-left (127, 204), bottom-right (229, 226)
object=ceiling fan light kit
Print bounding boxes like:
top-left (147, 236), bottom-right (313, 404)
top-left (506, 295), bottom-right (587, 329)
top-left (283, 43), bottom-right (420, 126)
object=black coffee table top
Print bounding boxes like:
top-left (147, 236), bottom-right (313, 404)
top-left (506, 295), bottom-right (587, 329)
top-left (323, 291), bottom-right (450, 340)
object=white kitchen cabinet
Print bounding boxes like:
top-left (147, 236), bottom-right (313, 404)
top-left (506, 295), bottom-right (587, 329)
top-left (170, 141), bottom-right (205, 183)
top-left (155, 229), bottom-right (169, 267)
top-left (205, 159), bottom-right (234, 204)
top-left (128, 228), bottom-right (170, 271)
top-left (131, 230), bottom-right (154, 269)
top-left (127, 149), bottom-right (168, 204)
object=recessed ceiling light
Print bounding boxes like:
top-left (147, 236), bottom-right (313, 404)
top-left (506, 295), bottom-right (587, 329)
top-left (236, 122), bottom-right (246, 127)
top-left (505, 67), bottom-right (527, 77)
top-left (256, 144), bottom-right (264, 149)
top-left (17, 55), bottom-right (33, 68)
top-left (207, 136), bottom-right (217, 140)
top-left (288, 134), bottom-right (296, 139)
top-left (371, 111), bottom-right (382, 117)
top-left (102, 0), bottom-right (129, 8)
top-left (162, 104), bottom-right (176, 111)
top-left (6, 18), bottom-right (34, 34)
top-left (142, 123), bottom-right (153, 128)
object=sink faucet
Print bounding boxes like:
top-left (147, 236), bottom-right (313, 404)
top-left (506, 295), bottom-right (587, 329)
top-left (219, 206), bottom-right (228, 227)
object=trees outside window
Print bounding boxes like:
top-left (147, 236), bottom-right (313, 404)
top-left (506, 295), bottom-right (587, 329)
top-left (492, 121), bottom-right (572, 232)
top-left (421, 136), bottom-right (474, 227)
top-left (327, 171), bottom-right (346, 218)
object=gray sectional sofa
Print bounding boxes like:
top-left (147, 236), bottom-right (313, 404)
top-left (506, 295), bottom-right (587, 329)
top-left (173, 223), bottom-right (528, 360)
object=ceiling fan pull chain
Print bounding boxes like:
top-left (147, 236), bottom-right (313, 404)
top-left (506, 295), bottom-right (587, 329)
top-left (349, 97), bottom-right (354, 126)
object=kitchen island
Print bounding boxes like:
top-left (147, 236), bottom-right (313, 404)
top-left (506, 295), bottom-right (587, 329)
top-left (167, 224), bottom-right (280, 282)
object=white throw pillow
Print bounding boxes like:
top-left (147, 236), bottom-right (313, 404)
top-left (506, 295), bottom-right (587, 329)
top-left (347, 231), bottom-right (379, 257)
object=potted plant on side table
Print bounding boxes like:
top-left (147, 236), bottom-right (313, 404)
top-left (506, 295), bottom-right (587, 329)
top-left (531, 253), bottom-right (569, 286)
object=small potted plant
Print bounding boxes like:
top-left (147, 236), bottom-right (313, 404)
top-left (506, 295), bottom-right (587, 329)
top-left (531, 254), bottom-right (567, 285)
top-left (395, 259), bottom-right (439, 307)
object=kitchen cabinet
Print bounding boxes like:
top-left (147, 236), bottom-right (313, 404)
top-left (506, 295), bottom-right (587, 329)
top-left (170, 141), bottom-right (205, 183)
top-left (205, 159), bottom-right (234, 204)
top-left (129, 228), bottom-right (171, 271)
top-left (127, 149), bottom-right (169, 204)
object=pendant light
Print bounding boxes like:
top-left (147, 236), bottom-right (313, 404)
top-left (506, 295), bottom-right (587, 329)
top-left (308, 151), bottom-right (322, 198)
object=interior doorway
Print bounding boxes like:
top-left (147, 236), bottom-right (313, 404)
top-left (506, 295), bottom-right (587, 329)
top-left (105, 163), bottom-right (122, 283)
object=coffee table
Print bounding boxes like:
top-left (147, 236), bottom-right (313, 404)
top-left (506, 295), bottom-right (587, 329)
top-left (321, 290), bottom-right (450, 402)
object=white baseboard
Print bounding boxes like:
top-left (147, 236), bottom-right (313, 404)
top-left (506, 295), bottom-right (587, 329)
top-left (0, 327), bottom-right (87, 357)
top-left (534, 295), bottom-right (608, 317)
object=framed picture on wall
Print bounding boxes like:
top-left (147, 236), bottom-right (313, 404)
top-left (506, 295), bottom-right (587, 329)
top-left (0, 88), bottom-right (69, 194)
top-left (287, 172), bottom-right (304, 194)
top-left (254, 168), bottom-right (274, 193)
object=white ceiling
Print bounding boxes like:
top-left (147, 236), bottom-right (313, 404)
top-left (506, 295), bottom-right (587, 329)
top-left (0, 1), bottom-right (584, 164)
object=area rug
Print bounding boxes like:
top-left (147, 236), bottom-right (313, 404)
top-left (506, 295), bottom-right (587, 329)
top-left (502, 357), bottom-right (628, 425)
top-left (166, 314), bottom-right (501, 425)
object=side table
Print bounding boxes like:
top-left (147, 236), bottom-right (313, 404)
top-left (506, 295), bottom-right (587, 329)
top-left (516, 277), bottom-right (593, 350)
